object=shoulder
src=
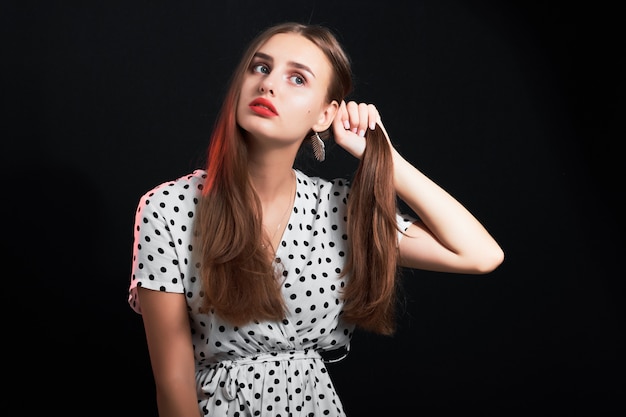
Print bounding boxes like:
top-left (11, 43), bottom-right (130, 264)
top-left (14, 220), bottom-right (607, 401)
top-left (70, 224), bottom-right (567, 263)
top-left (295, 169), bottom-right (351, 200)
top-left (141, 170), bottom-right (205, 201)
top-left (136, 169), bottom-right (206, 215)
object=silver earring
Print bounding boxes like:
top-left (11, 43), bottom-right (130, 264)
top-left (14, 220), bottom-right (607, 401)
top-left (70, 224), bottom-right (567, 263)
top-left (310, 131), bottom-right (325, 162)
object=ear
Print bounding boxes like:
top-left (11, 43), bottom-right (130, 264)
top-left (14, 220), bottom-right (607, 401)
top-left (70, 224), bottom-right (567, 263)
top-left (312, 100), bottom-right (339, 132)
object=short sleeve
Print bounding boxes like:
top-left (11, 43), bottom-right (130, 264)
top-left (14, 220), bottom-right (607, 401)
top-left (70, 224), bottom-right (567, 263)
top-left (128, 188), bottom-right (186, 314)
top-left (396, 211), bottom-right (417, 244)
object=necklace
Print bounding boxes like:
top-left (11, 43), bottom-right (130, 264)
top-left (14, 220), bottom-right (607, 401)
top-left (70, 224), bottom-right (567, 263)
top-left (262, 172), bottom-right (296, 249)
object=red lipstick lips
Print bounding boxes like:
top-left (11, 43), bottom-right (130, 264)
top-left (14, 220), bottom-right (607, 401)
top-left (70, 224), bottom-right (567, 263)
top-left (249, 98), bottom-right (278, 117)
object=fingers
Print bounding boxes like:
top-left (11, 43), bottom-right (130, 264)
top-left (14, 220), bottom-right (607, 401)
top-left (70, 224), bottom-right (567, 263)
top-left (338, 101), bottom-right (379, 137)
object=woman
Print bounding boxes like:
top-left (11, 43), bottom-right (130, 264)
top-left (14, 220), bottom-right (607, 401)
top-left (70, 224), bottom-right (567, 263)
top-left (128, 21), bottom-right (504, 417)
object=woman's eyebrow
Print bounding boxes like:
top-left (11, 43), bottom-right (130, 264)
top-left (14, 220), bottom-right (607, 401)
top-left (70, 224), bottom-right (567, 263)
top-left (253, 52), bottom-right (316, 78)
top-left (253, 52), bottom-right (273, 62)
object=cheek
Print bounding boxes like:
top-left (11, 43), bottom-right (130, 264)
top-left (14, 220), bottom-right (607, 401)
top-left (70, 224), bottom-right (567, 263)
top-left (235, 101), bottom-right (246, 124)
top-left (298, 107), bottom-right (320, 126)
top-left (280, 88), bottom-right (325, 127)
top-left (286, 97), bottom-right (312, 118)
top-left (289, 95), bottom-right (322, 120)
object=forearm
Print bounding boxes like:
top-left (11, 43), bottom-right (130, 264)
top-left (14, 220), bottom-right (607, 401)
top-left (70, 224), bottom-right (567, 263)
top-left (392, 148), bottom-right (503, 271)
top-left (155, 379), bottom-right (201, 417)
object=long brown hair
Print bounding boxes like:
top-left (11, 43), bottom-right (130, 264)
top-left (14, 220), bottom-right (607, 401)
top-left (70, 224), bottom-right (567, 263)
top-left (196, 22), bottom-right (400, 335)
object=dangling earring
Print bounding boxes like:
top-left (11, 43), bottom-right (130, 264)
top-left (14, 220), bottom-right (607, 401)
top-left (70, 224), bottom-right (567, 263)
top-left (310, 131), bottom-right (325, 162)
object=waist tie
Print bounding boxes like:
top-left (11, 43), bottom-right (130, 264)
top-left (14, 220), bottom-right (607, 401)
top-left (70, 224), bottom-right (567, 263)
top-left (198, 349), bottom-right (323, 402)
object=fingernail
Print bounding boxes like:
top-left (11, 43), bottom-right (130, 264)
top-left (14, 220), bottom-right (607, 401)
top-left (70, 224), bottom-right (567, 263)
top-left (358, 129), bottom-right (365, 137)
top-left (343, 120), bottom-right (350, 129)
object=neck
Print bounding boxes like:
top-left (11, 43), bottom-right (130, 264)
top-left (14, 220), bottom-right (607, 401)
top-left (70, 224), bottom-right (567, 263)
top-left (255, 168), bottom-right (296, 251)
top-left (246, 133), bottom-right (302, 196)
top-left (248, 158), bottom-right (296, 201)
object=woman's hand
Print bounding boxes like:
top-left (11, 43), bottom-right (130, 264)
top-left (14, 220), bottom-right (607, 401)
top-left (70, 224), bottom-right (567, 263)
top-left (331, 100), bottom-right (383, 159)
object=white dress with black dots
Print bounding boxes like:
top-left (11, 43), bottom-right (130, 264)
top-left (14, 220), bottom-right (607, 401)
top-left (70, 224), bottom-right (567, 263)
top-left (128, 169), bottom-right (415, 416)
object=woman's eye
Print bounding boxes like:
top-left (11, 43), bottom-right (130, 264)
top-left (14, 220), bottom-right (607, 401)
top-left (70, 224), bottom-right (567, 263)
top-left (289, 74), bottom-right (305, 85)
top-left (252, 63), bottom-right (270, 74)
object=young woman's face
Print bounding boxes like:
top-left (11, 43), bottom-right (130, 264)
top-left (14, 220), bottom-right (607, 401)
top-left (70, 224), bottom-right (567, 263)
top-left (236, 33), bottom-right (335, 146)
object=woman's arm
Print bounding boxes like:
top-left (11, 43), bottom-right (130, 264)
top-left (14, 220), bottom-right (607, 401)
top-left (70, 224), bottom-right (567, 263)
top-left (332, 100), bottom-right (504, 274)
top-left (138, 287), bottom-right (201, 417)
top-left (390, 146), bottom-right (504, 273)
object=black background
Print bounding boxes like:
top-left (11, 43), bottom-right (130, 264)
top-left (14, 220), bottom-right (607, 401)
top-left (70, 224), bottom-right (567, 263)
top-left (4, 1), bottom-right (624, 416)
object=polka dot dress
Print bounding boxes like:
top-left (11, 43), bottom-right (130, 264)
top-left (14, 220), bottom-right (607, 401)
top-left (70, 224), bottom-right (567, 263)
top-left (128, 169), bottom-right (415, 416)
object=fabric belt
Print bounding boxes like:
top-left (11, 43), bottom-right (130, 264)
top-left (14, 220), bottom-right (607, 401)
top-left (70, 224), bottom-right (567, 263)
top-left (199, 349), bottom-right (322, 402)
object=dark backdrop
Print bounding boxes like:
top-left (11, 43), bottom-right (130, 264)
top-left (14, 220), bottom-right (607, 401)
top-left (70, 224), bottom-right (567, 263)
top-left (5, 1), bottom-right (624, 416)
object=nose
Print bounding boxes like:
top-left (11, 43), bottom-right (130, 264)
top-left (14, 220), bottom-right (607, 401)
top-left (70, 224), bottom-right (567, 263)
top-left (259, 85), bottom-right (274, 95)
top-left (258, 77), bottom-right (275, 96)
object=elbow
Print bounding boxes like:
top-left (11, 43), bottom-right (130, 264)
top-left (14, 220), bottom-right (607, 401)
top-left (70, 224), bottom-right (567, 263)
top-left (471, 246), bottom-right (505, 275)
